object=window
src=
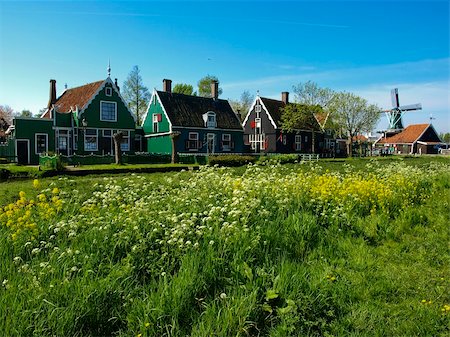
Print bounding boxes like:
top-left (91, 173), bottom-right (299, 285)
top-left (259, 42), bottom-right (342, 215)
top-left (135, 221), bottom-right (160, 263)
top-left (295, 135), bottom-right (302, 151)
top-left (222, 134), bottom-right (232, 151)
top-left (84, 129), bottom-right (98, 151)
top-left (249, 134), bottom-right (265, 150)
top-left (103, 129), bottom-right (112, 137)
top-left (120, 130), bottom-right (130, 151)
top-left (305, 135), bottom-right (308, 142)
top-left (282, 135), bottom-right (287, 145)
top-left (58, 135), bottom-right (68, 151)
top-left (105, 87), bottom-right (112, 96)
top-left (35, 134), bottom-right (48, 154)
top-left (203, 111), bottom-right (216, 128)
top-left (56, 130), bottom-right (69, 152)
top-left (186, 132), bottom-right (199, 151)
top-left (255, 105), bottom-right (262, 113)
top-left (100, 101), bottom-right (117, 121)
top-left (152, 114), bottom-right (161, 133)
top-left (255, 118), bottom-right (261, 133)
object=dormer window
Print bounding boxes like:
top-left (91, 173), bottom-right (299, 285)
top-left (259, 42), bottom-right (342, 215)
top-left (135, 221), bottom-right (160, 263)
top-left (105, 87), bottom-right (112, 97)
top-left (203, 111), bottom-right (217, 128)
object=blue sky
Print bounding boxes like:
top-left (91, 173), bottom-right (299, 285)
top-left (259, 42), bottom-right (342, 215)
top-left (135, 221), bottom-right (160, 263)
top-left (1, 0), bottom-right (449, 133)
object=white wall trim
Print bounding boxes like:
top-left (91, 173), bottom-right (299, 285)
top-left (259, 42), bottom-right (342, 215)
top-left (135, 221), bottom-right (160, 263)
top-left (242, 96), bottom-right (278, 130)
top-left (15, 139), bottom-right (30, 164)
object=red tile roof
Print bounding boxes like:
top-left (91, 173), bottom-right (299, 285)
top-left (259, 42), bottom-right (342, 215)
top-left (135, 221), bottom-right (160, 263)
top-left (377, 124), bottom-right (430, 144)
top-left (352, 135), bottom-right (368, 142)
top-left (42, 80), bottom-right (104, 118)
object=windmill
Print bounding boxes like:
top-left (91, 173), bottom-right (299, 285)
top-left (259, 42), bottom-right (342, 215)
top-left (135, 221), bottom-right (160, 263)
top-left (381, 88), bottom-right (422, 133)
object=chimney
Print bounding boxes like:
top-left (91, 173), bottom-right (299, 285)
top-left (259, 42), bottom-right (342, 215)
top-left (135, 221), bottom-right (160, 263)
top-left (47, 79), bottom-right (57, 109)
top-left (211, 80), bottom-right (219, 100)
top-left (115, 78), bottom-right (120, 92)
top-left (281, 91), bottom-right (289, 105)
top-left (236, 109), bottom-right (242, 122)
top-left (163, 79), bottom-right (172, 93)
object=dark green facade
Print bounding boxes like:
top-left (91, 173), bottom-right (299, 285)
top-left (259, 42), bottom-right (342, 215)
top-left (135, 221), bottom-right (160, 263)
top-left (143, 90), bottom-right (244, 154)
top-left (10, 77), bottom-right (138, 164)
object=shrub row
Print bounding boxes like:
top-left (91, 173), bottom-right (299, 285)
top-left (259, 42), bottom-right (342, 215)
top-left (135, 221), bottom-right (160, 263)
top-left (208, 155), bottom-right (258, 167)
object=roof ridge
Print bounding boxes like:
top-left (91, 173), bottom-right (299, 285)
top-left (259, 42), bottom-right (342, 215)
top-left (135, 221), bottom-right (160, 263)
top-left (65, 79), bottom-right (104, 91)
top-left (157, 90), bottom-right (229, 102)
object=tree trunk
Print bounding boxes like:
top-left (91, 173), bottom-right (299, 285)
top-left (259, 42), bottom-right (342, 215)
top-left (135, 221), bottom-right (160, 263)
top-left (347, 139), bottom-right (352, 158)
top-left (113, 132), bottom-right (124, 165)
top-left (170, 132), bottom-right (181, 164)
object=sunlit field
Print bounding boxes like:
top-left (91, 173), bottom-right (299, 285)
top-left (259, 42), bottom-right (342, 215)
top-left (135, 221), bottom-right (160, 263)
top-left (1, 158), bottom-right (449, 336)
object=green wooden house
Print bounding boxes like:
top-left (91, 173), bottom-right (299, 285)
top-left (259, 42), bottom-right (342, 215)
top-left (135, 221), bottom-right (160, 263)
top-left (10, 76), bottom-right (138, 164)
top-left (142, 79), bottom-right (244, 154)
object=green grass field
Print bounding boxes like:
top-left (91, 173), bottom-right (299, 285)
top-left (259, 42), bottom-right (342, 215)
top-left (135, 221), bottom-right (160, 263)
top-left (1, 157), bottom-right (449, 336)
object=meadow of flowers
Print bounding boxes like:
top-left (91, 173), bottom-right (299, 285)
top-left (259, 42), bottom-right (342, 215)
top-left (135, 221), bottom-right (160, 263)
top-left (1, 158), bottom-right (449, 336)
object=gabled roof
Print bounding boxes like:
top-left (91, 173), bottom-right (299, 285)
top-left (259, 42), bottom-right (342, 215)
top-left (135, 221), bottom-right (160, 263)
top-left (259, 97), bottom-right (286, 128)
top-left (42, 80), bottom-right (104, 118)
top-left (377, 124), bottom-right (433, 144)
top-left (156, 91), bottom-right (242, 130)
top-left (54, 80), bottom-right (104, 113)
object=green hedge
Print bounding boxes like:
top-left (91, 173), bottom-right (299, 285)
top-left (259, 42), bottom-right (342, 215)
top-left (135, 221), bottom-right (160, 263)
top-left (179, 155), bottom-right (208, 165)
top-left (258, 154), bottom-right (299, 165)
top-left (208, 155), bottom-right (257, 167)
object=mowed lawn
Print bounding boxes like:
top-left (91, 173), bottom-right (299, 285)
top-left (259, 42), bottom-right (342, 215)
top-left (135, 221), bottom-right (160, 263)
top-left (1, 157), bottom-right (449, 336)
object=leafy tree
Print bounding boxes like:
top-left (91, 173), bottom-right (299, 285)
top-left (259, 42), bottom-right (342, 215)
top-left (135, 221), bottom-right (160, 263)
top-left (18, 110), bottom-right (33, 117)
top-left (173, 83), bottom-right (196, 96)
top-left (122, 66), bottom-right (150, 125)
top-left (293, 81), bottom-right (335, 108)
top-left (439, 132), bottom-right (450, 143)
top-left (292, 81), bottom-right (335, 130)
top-left (281, 103), bottom-right (323, 153)
top-left (328, 92), bottom-right (380, 156)
top-left (229, 91), bottom-right (255, 120)
top-left (197, 75), bottom-right (223, 97)
top-left (0, 105), bottom-right (14, 125)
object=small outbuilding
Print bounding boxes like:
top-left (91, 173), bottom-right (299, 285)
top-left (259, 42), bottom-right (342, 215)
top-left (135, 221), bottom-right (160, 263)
top-left (375, 123), bottom-right (443, 154)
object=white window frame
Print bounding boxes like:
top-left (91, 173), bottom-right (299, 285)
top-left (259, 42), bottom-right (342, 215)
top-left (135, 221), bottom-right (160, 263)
top-left (84, 129), bottom-right (98, 151)
top-left (105, 87), bottom-right (112, 97)
top-left (120, 130), bottom-right (130, 151)
top-left (35, 133), bottom-right (48, 155)
top-left (188, 132), bottom-right (199, 151)
top-left (100, 101), bottom-right (117, 122)
top-left (282, 135), bottom-right (287, 145)
top-left (206, 112), bottom-right (216, 128)
top-left (222, 133), bottom-right (232, 151)
top-left (152, 114), bottom-right (159, 133)
top-left (255, 105), bottom-right (262, 113)
top-left (103, 129), bottom-right (112, 137)
top-left (249, 133), bottom-right (265, 150)
top-left (295, 135), bottom-right (302, 151)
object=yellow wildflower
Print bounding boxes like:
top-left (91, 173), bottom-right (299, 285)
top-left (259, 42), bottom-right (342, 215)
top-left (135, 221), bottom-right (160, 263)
top-left (19, 191), bottom-right (26, 198)
top-left (33, 179), bottom-right (40, 189)
top-left (52, 187), bottom-right (60, 195)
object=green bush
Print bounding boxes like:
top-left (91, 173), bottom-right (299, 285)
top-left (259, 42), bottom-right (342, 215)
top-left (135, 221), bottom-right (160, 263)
top-left (258, 154), bottom-right (299, 165)
top-left (208, 155), bottom-right (257, 167)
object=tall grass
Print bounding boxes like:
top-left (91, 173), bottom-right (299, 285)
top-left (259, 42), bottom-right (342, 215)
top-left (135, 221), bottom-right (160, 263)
top-left (1, 158), bottom-right (449, 336)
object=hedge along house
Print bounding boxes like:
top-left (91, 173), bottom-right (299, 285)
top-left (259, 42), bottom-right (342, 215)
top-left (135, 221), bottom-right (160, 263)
top-left (374, 123), bottom-right (443, 154)
top-left (242, 93), bottom-right (335, 155)
top-left (142, 79), bottom-right (244, 155)
top-left (11, 74), bottom-right (137, 164)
